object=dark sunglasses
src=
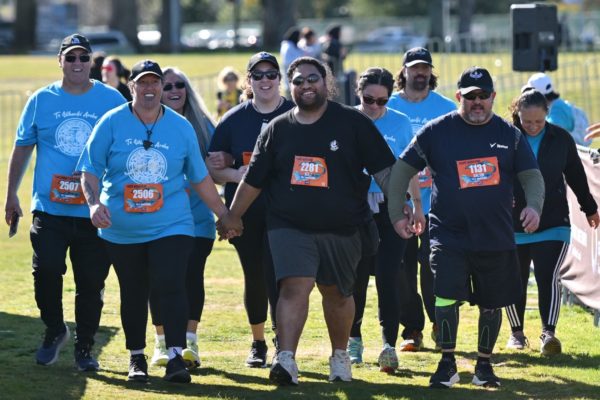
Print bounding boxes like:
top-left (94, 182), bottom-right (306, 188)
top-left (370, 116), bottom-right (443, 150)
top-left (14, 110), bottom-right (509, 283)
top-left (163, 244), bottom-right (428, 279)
top-left (64, 54), bottom-right (90, 63)
top-left (462, 91), bottom-right (491, 101)
top-left (362, 95), bottom-right (389, 106)
top-left (250, 70), bottom-right (279, 81)
top-left (163, 81), bottom-right (186, 91)
top-left (291, 73), bottom-right (321, 86)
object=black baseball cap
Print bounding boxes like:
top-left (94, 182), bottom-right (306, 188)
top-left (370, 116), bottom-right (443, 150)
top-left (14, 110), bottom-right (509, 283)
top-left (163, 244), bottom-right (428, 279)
top-left (457, 66), bottom-right (494, 94)
top-left (247, 52), bottom-right (279, 72)
top-left (403, 47), bottom-right (433, 67)
top-left (59, 34), bottom-right (92, 55)
top-left (129, 59), bottom-right (163, 82)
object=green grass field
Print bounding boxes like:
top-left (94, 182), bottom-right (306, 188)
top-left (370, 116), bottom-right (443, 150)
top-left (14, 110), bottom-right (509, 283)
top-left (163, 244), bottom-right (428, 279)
top-left (0, 52), bottom-right (599, 399)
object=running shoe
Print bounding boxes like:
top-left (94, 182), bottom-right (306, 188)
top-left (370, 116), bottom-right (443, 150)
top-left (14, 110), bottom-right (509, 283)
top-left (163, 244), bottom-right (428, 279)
top-left (36, 324), bottom-right (70, 366)
top-left (74, 343), bottom-right (99, 371)
top-left (150, 336), bottom-right (169, 367)
top-left (506, 331), bottom-right (529, 350)
top-left (329, 350), bottom-right (352, 382)
top-left (346, 337), bottom-right (364, 364)
top-left (400, 330), bottom-right (424, 352)
top-left (164, 354), bottom-right (191, 383)
top-left (182, 338), bottom-right (201, 369)
top-left (429, 357), bottom-right (459, 388)
top-left (472, 359), bottom-right (500, 388)
top-left (128, 354), bottom-right (149, 382)
top-left (540, 331), bottom-right (562, 356)
top-left (246, 340), bottom-right (268, 368)
top-left (378, 343), bottom-right (399, 373)
top-left (269, 350), bottom-right (298, 385)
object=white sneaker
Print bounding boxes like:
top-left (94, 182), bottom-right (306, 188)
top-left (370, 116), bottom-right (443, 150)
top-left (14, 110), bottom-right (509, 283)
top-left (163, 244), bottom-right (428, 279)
top-left (378, 343), bottom-right (399, 373)
top-left (150, 337), bottom-right (169, 367)
top-left (182, 338), bottom-right (201, 369)
top-left (329, 349), bottom-right (352, 382)
top-left (269, 350), bottom-right (298, 385)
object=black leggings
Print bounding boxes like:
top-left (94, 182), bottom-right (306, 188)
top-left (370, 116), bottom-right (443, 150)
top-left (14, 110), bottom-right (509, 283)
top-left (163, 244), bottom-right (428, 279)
top-left (106, 235), bottom-right (193, 350)
top-left (505, 240), bottom-right (568, 333)
top-left (150, 237), bottom-right (214, 325)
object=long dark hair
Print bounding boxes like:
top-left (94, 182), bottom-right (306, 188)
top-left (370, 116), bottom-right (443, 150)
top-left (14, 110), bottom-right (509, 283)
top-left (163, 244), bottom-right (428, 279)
top-left (396, 67), bottom-right (438, 91)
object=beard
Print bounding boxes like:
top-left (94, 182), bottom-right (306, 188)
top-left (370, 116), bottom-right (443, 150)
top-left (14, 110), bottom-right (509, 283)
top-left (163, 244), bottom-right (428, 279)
top-left (408, 76), bottom-right (429, 91)
top-left (463, 105), bottom-right (493, 125)
top-left (294, 88), bottom-right (327, 111)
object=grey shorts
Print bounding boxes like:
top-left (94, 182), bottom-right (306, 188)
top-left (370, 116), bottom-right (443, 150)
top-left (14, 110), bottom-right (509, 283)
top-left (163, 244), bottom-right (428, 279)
top-left (267, 227), bottom-right (362, 297)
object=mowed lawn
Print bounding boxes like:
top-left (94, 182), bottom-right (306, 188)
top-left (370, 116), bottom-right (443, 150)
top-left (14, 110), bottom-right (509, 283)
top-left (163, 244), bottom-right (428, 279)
top-left (0, 52), bottom-right (599, 399)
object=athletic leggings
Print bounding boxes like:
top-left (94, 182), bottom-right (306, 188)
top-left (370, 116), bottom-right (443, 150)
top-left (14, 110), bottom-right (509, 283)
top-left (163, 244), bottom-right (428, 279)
top-left (150, 237), bottom-right (214, 325)
top-left (106, 235), bottom-right (193, 350)
top-left (505, 240), bottom-right (569, 333)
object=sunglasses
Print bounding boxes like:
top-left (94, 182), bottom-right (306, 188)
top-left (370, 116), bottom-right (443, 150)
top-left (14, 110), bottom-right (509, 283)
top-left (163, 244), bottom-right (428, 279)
top-left (462, 91), bottom-right (492, 101)
top-left (250, 70), bottom-right (279, 81)
top-left (362, 95), bottom-right (389, 106)
top-left (64, 54), bottom-right (90, 63)
top-left (163, 81), bottom-right (186, 91)
top-left (291, 73), bottom-right (321, 86)
top-left (101, 64), bottom-right (115, 72)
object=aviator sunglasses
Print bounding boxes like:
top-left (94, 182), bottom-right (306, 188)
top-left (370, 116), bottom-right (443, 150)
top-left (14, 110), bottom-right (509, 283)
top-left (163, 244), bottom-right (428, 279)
top-left (250, 70), bottom-right (279, 81)
top-left (291, 73), bottom-right (321, 86)
top-left (462, 91), bottom-right (492, 101)
top-left (163, 81), bottom-right (186, 91)
top-left (64, 54), bottom-right (91, 63)
top-left (362, 95), bottom-right (389, 106)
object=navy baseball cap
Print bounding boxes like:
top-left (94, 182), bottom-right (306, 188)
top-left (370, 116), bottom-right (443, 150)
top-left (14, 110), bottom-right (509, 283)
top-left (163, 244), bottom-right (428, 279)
top-left (59, 34), bottom-right (92, 55)
top-left (129, 59), bottom-right (163, 82)
top-left (403, 47), bottom-right (433, 67)
top-left (458, 66), bottom-right (494, 94)
top-left (247, 52), bottom-right (280, 72)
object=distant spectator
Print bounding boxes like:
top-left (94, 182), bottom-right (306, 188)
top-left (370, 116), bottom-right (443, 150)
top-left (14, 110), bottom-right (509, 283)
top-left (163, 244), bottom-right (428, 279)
top-left (321, 25), bottom-right (346, 78)
top-left (101, 56), bottom-right (132, 101)
top-left (298, 27), bottom-right (321, 59)
top-left (216, 67), bottom-right (242, 119)
top-left (280, 27), bottom-right (306, 97)
top-left (89, 51), bottom-right (106, 81)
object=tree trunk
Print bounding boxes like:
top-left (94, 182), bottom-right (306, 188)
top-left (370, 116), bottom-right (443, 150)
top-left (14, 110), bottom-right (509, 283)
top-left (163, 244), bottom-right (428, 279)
top-left (458, 0), bottom-right (475, 51)
top-left (428, 0), bottom-right (444, 52)
top-left (158, 0), bottom-right (182, 53)
top-left (110, 0), bottom-right (141, 52)
top-left (14, 0), bottom-right (37, 53)
top-left (261, 0), bottom-right (297, 50)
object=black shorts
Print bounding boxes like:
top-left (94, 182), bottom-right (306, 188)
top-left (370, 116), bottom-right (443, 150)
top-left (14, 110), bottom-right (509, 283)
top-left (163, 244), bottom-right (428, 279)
top-left (267, 226), bottom-right (361, 297)
top-left (430, 245), bottom-right (522, 309)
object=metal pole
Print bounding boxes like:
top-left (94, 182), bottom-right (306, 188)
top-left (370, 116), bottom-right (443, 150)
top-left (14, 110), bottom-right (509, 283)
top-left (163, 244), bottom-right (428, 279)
top-left (233, 0), bottom-right (241, 50)
top-left (169, 0), bottom-right (181, 53)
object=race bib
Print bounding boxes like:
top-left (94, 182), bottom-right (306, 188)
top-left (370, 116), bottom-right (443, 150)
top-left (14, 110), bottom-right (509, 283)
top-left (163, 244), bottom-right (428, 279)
top-left (242, 151), bottom-right (252, 166)
top-left (290, 156), bottom-right (328, 188)
top-left (418, 167), bottom-right (432, 188)
top-left (50, 174), bottom-right (85, 205)
top-left (124, 183), bottom-right (164, 213)
top-left (456, 157), bottom-right (500, 189)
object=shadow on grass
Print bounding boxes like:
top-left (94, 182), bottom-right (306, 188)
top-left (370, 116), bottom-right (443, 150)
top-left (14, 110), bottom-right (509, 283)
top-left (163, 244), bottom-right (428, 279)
top-left (0, 311), bottom-right (118, 400)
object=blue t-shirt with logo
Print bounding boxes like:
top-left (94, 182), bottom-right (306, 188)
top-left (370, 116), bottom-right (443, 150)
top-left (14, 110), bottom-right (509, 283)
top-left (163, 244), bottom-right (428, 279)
top-left (15, 80), bottom-right (126, 218)
top-left (547, 98), bottom-right (574, 133)
top-left (387, 91), bottom-right (456, 214)
top-left (77, 104), bottom-right (207, 244)
top-left (400, 112), bottom-right (539, 251)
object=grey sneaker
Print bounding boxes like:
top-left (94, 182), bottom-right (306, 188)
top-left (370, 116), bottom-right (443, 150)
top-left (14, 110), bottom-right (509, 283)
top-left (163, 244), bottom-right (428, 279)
top-left (328, 350), bottom-right (352, 382)
top-left (540, 331), bottom-right (562, 355)
top-left (506, 331), bottom-right (529, 350)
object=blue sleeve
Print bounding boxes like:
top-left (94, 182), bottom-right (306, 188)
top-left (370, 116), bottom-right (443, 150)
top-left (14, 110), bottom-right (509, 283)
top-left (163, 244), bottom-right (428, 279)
top-left (185, 128), bottom-right (208, 183)
top-left (547, 102), bottom-right (574, 132)
top-left (77, 115), bottom-right (112, 177)
top-left (15, 94), bottom-right (38, 146)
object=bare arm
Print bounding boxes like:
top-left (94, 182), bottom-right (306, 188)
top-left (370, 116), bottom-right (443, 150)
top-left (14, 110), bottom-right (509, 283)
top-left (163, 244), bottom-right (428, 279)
top-left (81, 172), bottom-right (111, 228)
top-left (207, 161), bottom-right (247, 185)
top-left (5, 145), bottom-right (34, 225)
top-left (189, 175), bottom-right (228, 219)
top-left (216, 181), bottom-right (262, 239)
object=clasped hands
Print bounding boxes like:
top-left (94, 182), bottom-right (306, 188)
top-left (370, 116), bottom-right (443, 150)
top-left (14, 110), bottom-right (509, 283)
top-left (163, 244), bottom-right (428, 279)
top-left (216, 211), bottom-right (243, 240)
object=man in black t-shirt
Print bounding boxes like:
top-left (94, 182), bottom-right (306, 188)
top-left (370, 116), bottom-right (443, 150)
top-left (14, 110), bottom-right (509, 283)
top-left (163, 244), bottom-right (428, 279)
top-left (217, 57), bottom-right (398, 385)
top-left (387, 66), bottom-right (545, 389)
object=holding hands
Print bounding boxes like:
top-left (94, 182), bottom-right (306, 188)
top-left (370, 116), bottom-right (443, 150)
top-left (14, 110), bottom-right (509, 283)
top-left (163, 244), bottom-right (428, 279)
top-left (216, 211), bottom-right (243, 240)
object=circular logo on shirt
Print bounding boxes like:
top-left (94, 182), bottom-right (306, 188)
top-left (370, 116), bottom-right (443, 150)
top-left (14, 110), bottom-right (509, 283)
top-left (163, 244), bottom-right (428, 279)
top-left (55, 118), bottom-right (93, 156)
top-left (126, 147), bottom-right (167, 184)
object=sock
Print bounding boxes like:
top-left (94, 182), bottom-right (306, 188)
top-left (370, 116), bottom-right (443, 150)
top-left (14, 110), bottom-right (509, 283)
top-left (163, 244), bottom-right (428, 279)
top-left (333, 348), bottom-right (346, 357)
top-left (477, 355), bottom-right (491, 364)
top-left (130, 349), bottom-right (144, 356)
top-left (186, 332), bottom-right (197, 342)
top-left (441, 351), bottom-right (455, 361)
top-left (478, 308), bottom-right (502, 355)
top-left (168, 346), bottom-right (183, 360)
top-left (435, 302), bottom-right (460, 351)
top-left (155, 334), bottom-right (165, 342)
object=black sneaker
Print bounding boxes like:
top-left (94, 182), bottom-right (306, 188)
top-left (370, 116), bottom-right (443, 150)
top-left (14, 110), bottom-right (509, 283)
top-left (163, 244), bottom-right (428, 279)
top-left (429, 358), bottom-right (459, 388)
top-left (246, 340), bottom-right (268, 368)
top-left (128, 354), bottom-right (149, 383)
top-left (472, 360), bottom-right (500, 388)
top-left (164, 354), bottom-right (191, 383)
top-left (74, 344), bottom-right (99, 371)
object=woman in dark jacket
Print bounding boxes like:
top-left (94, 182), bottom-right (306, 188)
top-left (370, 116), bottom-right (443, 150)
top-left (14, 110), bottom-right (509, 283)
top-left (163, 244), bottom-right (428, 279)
top-left (505, 89), bottom-right (598, 355)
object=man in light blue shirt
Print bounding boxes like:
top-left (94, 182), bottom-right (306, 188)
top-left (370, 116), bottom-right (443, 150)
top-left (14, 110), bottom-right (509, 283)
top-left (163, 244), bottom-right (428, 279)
top-left (387, 47), bottom-right (456, 352)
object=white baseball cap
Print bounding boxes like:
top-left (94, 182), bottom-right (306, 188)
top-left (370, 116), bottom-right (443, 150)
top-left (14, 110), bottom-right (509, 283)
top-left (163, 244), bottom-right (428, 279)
top-left (527, 73), bottom-right (554, 95)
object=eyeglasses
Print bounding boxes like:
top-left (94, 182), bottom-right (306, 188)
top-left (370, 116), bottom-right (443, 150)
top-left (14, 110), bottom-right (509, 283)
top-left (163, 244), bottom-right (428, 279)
top-left (462, 91), bottom-right (492, 101)
top-left (362, 95), bottom-right (389, 106)
top-left (250, 70), bottom-right (279, 81)
top-left (163, 81), bottom-right (186, 91)
top-left (291, 73), bottom-right (321, 86)
top-left (64, 54), bottom-right (91, 63)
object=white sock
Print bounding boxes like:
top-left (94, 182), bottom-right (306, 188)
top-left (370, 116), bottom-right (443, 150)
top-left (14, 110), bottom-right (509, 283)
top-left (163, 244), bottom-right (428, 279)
top-left (186, 332), bottom-right (197, 342)
top-left (130, 349), bottom-right (144, 356)
top-left (168, 346), bottom-right (183, 360)
top-left (333, 349), bottom-right (347, 357)
top-left (155, 334), bottom-right (165, 342)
